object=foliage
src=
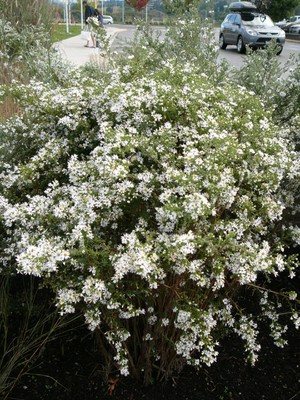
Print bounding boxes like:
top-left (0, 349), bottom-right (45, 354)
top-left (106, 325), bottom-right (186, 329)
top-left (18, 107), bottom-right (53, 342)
top-left (114, 10), bottom-right (228, 84)
top-left (0, 0), bottom-right (79, 87)
top-left (232, 43), bottom-right (300, 144)
top-left (254, 0), bottom-right (300, 20)
top-left (0, 11), bottom-right (300, 386)
top-left (232, 44), bottom-right (289, 118)
top-left (87, 16), bottom-right (112, 57)
top-left (162, 0), bottom-right (200, 14)
top-left (0, 8), bottom-right (74, 119)
top-left (0, 49), bottom-right (300, 383)
top-left (0, 18), bottom-right (50, 59)
top-left (0, 16), bottom-right (75, 119)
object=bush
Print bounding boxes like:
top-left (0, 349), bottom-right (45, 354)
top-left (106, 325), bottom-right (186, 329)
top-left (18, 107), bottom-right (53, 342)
top-left (232, 43), bottom-right (300, 128)
top-left (0, 16), bottom-right (75, 120)
top-left (0, 17), bottom-right (73, 85)
top-left (114, 10), bottom-right (227, 84)
top-left (0, 56), bottom-right (299, 384)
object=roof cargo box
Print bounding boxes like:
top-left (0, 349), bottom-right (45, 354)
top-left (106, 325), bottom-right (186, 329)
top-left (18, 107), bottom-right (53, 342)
top-left (229, 2), bottom-right (257, 12)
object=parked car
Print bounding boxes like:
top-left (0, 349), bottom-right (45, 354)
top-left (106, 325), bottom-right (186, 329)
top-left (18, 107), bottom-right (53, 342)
top-left (275, 19), bottom-right (288, 29)
top-left (103, 15), bottom-right (113, 25)
top-left (282, 16), bottom-right (300, 32)
top-left (289, 23), bottom-right (300, 34)
top-left (219, 1), bottom-right (286, 54)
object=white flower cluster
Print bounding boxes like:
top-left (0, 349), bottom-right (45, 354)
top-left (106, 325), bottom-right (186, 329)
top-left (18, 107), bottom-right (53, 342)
top-left (105, 329), bottom-right (131, 376)
top-left (82, 276), bottom-right (111, 304)
top-left (56, 288), bottom-right (80, 315)
top-left (260, 291), bottom-right (288, 348)
top-left (0, 60), bottom-right (299, 378)
top-left (16, 236), bottom-right (69, 276)
top-left (291, 312), bottom-right (300, 330)
top-left (111, 231), bottom-right (165, 288)
top-left (174, 307), bottom-right (218, 366)
top-left (234, 316), bottom-right (261, 365)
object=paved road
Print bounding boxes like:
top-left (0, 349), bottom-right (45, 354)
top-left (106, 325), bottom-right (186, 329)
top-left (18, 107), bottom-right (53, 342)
top-left (216, 31), bottom-right (300, 69)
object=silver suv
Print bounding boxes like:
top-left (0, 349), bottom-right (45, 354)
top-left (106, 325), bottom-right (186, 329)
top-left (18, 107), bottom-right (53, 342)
top-left (219, 2), bottom-right (285, 54)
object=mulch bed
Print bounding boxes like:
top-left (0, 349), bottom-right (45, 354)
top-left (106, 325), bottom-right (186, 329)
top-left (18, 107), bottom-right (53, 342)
top-left (12, 321), bottom-right (300, 400)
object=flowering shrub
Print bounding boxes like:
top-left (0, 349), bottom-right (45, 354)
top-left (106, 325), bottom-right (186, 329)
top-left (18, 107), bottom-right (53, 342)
top-left (0, 17), bottom-right (73, 85)
top-left (87, 16), bottom-right (111, 57)
top-left (114, 10), bottom-right (228, 86)
top-left (0, 47), bottom-right (300, 382)
top-left (233, 44), bottom-right (300, 137)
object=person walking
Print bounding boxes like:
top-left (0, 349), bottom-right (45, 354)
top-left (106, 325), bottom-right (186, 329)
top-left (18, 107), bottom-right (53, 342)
top-left (83, 1), bottom-right (96, 48)
top-left (95, 8), bottom-right (104, 28)
top-left (94, 8), bottom-right (104, 48)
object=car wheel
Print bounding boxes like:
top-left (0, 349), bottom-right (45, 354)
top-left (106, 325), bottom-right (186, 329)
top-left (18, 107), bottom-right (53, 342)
top-left (237, 36), bottom-right (246, 54)
top-left (219, 34), bottom-right (227, 50)
top-left (276, 46), bottom-right (283, 55)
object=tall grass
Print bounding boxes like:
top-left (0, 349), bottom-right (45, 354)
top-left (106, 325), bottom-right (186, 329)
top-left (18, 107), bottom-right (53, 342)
top-left (0, 96), bottom-right (20, 122)
top-left (0, 0), bottom-right (53, 30)
top-left (0, 63), bottom-right (20, 121)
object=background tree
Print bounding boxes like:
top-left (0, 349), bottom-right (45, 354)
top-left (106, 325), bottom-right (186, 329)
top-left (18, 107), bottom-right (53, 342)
top-left (162, 0), bottom-right (201, 14)
top-left (254, 0), bottom-right (300, 19)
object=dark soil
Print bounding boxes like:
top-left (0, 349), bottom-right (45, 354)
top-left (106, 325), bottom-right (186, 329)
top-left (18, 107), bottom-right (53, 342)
top-left (5, 268), bottom-right (300, 400)
top-left (11, 321), bottom-right (300, 400)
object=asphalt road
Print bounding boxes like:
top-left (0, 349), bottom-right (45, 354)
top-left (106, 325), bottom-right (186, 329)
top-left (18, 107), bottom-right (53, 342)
top-left (216, 31), bottom-right (300, 69)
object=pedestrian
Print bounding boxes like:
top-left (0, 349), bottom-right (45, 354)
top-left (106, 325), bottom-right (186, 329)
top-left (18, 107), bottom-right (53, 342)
top-left (83, 1), bottom-right (96, 48)
top-left (94, 9), bottom-right (104, 48)
top-left (95, 8), bottom-right (104, 28)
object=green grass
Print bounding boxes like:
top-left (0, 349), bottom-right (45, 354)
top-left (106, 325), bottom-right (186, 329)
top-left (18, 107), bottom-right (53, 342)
top-left (51, 24), bottom-right (82, 43)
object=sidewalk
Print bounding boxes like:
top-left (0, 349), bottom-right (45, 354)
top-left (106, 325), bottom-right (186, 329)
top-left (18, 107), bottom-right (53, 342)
top-left (55, 26), bottom-right (127, 67)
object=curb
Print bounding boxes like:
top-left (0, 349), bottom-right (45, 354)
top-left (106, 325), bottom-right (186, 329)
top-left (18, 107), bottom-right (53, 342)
top-left (286, 34), bottom-right (300, 42)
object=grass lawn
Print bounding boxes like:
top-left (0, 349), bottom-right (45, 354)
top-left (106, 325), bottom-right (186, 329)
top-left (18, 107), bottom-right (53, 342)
top-left (51, 24), bottom-right (82, 42)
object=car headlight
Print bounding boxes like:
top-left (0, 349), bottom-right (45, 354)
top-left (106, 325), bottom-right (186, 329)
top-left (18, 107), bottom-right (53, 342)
top-left (246, 29), bottom-right (258, 35)
top-left (278, 30), bottom-right (286, 37)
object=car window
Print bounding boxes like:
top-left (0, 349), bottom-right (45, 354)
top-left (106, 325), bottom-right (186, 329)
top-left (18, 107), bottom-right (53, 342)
top-left (234, 14), bottom-right (241, 24)
top-left (226, 14), bottom-right (235, 23)
top-left (241, 13), bottom-right (274, 27)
